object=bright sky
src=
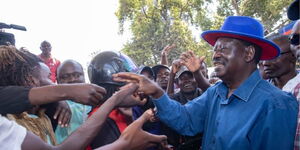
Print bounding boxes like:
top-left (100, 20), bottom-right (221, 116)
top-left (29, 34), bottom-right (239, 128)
top-left (1, 0), bottom-right (131, 69)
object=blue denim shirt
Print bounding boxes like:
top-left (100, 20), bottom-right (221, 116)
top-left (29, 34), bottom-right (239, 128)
top-left (153, 70), bottom-right (298, 150)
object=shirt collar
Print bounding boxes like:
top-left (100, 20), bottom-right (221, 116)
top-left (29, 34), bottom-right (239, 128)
top-left (217, 69), bottom-right (262, 103)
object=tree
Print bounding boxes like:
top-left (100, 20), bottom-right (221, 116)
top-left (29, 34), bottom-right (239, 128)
top-left (215, 0), bottom-right (294, 35)
top-left (116, 0), bottom-right (293, 67)
top-left (116, 0), bottom-right (213, 66)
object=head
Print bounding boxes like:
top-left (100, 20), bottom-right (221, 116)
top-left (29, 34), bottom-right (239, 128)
top-left (262, 35), bottom-right (296, 79)
top-left (152, 65), bottom-right (170, 90)
top-left (290, 20), bottom-right (300, 61)
top-left (0, 46), bottom-right (40, 86)
top-left (202, 16), bottom-right (280, 83)
top-left (212, 37), bottom-right (261, 82)
top-left (88, 51), bottom-right (137, 100)
top-left (139, 66), bottom-right (154, 80)
top-left (287, 0), bottom-right (299, 21)
top-left (200, 61), bottom-right (208, 79)
top-left (57, 60), bottom-right (85, 84)
top-left (258, 61), bottom-right (268, 80)
top-left (175, 68), bottom-right (197, 93)
top-left (40, 40), bottom-right (52, 56)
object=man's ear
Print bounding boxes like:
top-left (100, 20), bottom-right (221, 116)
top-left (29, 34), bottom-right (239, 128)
top-left (244, 45), bottom-right (255, 63)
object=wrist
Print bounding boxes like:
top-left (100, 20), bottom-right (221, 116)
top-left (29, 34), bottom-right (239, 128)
top-left (151, 87), bottom-right (164, 99)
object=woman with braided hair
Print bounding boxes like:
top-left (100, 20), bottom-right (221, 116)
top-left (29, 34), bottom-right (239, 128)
top-left (0, 45), bottom-right (57, 145)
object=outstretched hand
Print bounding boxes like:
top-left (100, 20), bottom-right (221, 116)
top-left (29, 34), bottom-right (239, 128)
top-left (67, 83), bottom-right (107, 106)
top-left (110, 83), bottom-right (147, 107)
top-left (179, 51), bottom-right (205, 73)
top-left (113, 73), bottom-right (164, 99)
top-left (118, 109), bottom-right (168, 150)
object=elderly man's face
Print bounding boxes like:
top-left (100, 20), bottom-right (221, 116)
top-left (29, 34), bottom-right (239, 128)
top-left (212, 38), bottom-right (245, 81)
top-left (262, 39), bottom-right (295, 78)
top-left (290, 21), bottom-right (300, 61)
top-left (58, 63), bottom-right (85, 84)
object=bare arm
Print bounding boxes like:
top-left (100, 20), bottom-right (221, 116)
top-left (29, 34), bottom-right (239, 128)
top-left (160, 44), bottom-right (176, 66)
top-left (29, 83), bottom-right (106, 106)
top-left (180, 51), bottom-right (210, 92)
top-left (166, 60), bottom-right (181, 95)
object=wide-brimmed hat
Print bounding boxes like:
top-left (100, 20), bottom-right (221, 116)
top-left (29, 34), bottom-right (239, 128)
top-left (288, 0), bottom-right (299, 20)
top-left (201, 16), bottom-right (280, 60)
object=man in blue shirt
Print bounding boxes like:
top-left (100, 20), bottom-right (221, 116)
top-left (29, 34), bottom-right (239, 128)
top-left (113, 16), bottom-right (299, 150)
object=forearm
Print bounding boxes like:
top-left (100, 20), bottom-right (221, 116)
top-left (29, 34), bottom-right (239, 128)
top-left (56, 99), bottom-right (116, 150)
top-left (96, 140), bottom-right (126, 150)
top-left (160, 53), bottom-right (168, 65)
top-left (28, 85), bottom-right (72, 105)
top-left (153, 93), bottom-right (204, 136)
top-left (193, 69), bottom-right (210, 92)
top-left (166, 73), bottom-right (175, 95)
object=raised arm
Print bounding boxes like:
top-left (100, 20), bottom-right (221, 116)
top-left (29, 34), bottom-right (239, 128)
top-left (160, 44), bottom-right (176, 66)
top-left (180, 51), bottom-right (210, 92)
top-left (166, 59), bottom-right (181, 95)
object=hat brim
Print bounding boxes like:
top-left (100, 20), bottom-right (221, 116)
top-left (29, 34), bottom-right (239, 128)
top-left (201, 30), bottom-right (280, 60)
top-left (152, 65), bottom-right (170, 74)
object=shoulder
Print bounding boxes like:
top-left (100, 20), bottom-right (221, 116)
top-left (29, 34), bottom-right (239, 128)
top-left (254, 80), bottom-right (298, 111)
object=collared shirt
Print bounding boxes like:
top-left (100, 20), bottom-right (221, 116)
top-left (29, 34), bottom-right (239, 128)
top-left (153, 70), bottom-right (298, 150)
top-left (282, 73), bottom-right (300, 150)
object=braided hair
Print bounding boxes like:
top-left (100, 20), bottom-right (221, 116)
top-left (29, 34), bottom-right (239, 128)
top-left (0, 45), bottom-right (40, 86)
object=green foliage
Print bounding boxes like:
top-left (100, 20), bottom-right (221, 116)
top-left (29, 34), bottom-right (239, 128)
top-left (116, 0), bottom-right (293, 67)
top-left (116, 0), bottom-right (213, 66)
top-left (217, 0), bottom-right (293, 34)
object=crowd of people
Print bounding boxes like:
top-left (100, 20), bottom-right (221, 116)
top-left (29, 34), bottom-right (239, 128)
top-left (0, 0), bottom-right (299, 149)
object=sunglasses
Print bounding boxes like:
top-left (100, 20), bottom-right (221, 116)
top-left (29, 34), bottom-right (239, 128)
top-left (290, 34), bottom-right (300, 45)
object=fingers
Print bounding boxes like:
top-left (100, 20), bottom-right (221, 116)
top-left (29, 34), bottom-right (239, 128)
top-left (93, 84), bottom-right (107, 95)
top-left (92, 91), bottom-right (104, 104)
top-left (120, 83), bottom-right (139, 93)
top-left (199, 56), bottom-right (206, 64)
top-left (113, 72), bottom-right (141, 83)
top-left (54, 105), bottom-right (62, 120)
top-left (144, 132), bottom-right (168, 144)
top-left (58, 108), bottom-right (71, 127)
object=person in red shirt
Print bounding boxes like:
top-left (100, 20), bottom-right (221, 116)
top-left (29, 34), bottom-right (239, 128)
top-left (38, 40), bottom-right (61, 83)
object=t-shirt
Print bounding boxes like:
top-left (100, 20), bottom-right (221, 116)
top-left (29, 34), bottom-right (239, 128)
top-left (0, 115), bottom-right (27, 150)
top-left (39, 55), bottom-right (61, 83)
top-left (0, 86), bottom-right (32, 115)
top-left (55, 100), bottom-right (91, 144)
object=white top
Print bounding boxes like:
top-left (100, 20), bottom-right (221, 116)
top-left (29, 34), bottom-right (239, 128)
top-left (282, 73), bottom-right (300, 100)
top-left (0, 115), bottom-right (27, 150)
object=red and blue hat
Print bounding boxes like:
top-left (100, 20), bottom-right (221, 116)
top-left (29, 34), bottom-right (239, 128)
top-left (201, 16), bottom-right (280, 60)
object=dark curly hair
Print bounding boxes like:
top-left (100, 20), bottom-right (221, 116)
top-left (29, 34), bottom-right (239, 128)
top-left (0, 46), bottom-right (40, 86)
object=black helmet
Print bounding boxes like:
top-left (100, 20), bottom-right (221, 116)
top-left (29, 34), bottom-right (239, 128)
top-left (88, 51), bottom-right (137, 86)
